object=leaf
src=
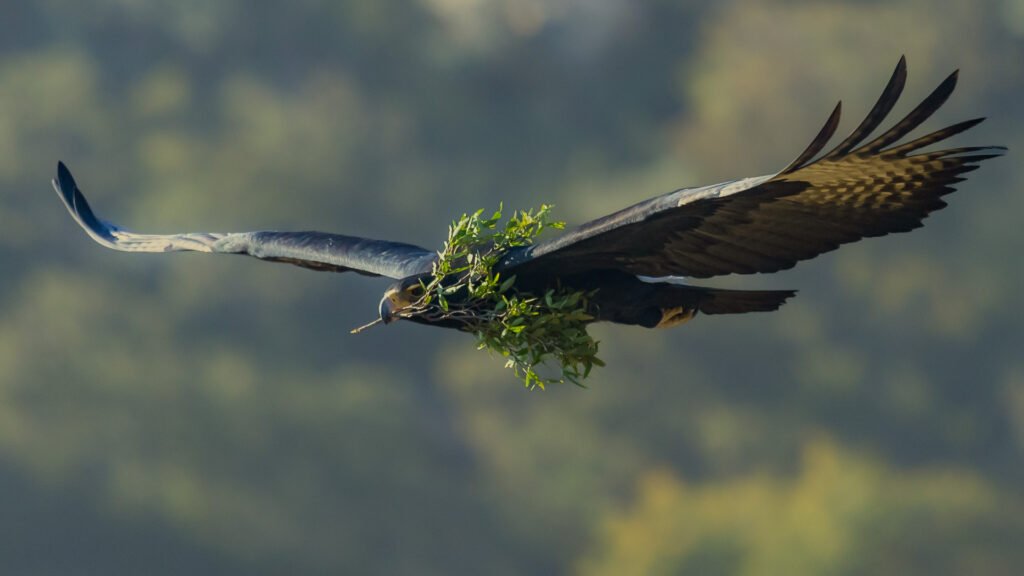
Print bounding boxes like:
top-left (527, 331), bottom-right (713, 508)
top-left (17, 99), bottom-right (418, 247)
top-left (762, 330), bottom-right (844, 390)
top-left (414, 204), bottom-right (604, 388)
top-left (499, 275), bottom-right (517, 293)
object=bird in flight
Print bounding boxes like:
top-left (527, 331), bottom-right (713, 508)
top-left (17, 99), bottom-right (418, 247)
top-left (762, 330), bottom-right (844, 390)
top-left (55, 57), bottom-right (1003, 334)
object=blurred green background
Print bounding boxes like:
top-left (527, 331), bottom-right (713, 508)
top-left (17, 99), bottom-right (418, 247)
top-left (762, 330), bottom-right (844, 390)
top-left (2, 1), bottom-right (1022, 574)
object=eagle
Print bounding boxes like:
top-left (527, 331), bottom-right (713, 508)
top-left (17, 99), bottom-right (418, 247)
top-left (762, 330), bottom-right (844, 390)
top-left (54, 58), bottom-right (1003, 333)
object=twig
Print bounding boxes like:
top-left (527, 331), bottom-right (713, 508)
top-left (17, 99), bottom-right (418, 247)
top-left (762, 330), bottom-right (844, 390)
top-left (349, 318), bottom-right (383, 334)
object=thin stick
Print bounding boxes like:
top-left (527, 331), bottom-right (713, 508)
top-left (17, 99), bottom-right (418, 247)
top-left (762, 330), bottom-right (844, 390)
top-left (349, 318), bottom-right (383, 334)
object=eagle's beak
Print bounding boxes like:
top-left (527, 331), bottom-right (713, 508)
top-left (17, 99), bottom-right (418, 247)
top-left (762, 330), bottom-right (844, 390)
top-left (379, 295), bottom-right (397, 325)
top-left (379, 287), bottom-right (418, 325)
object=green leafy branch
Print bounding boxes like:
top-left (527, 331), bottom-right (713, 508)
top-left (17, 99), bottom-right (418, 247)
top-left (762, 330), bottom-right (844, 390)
top-left (406, 204), bottom-right (604, 389)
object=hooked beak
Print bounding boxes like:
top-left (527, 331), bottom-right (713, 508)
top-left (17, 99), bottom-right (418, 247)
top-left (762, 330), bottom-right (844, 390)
top-left (379, 284), bottom-right (425, 326)
top-left (379, 287), bottom-right (416, 325)
top-left (379, 295), bottom-right (397, 325)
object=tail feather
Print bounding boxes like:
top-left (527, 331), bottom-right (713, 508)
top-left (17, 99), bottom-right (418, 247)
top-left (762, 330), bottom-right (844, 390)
top-left (593, 279), bottom-right (795, 328)
top-left (686, 286), bottom-right (797, 315)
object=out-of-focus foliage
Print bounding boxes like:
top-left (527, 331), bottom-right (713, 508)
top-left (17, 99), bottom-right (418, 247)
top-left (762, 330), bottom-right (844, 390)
top-left (0, 0), bottom-right (1021, 574)
top-left (578, 439), bottom-right (1024, 576)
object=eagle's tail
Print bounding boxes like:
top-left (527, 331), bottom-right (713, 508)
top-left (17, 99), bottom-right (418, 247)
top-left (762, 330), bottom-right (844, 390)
top-left (594, 279), bottom-right (796, 328)
top-left (624, 284), bottom-right (797, 328)
top-left (686, 286), bottom-right (797, 315)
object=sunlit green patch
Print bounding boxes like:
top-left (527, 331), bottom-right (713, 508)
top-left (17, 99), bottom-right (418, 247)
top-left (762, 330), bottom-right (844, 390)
top-left (407, 205), bottom-right (603, 389)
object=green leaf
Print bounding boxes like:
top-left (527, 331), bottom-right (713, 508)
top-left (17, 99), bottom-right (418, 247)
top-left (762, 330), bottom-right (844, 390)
top-left (499, 275), bottom-right (517, 293)
top-left (407, 204), bottom-right (603, 388)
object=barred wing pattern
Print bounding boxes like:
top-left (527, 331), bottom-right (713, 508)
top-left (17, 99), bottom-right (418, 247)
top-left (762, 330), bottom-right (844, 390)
top-left (505, 57), bottom-right (1005, 279)
top-left (53, 162), bottom-right (436, 278)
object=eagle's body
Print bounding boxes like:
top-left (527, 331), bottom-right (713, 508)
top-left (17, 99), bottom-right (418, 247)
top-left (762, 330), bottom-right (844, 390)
top-left (54, 58), bottom-right (1003, 334)
top-left (488, 268), bottom-right (793, 329)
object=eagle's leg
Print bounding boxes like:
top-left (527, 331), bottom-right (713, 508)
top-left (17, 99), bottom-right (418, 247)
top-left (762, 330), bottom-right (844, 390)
top-left (654, 306), bottom-right (698, 329)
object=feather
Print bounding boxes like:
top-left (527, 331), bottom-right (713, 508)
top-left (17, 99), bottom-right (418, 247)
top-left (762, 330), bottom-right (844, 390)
top-left (53, 162), bottom-right (435, 279)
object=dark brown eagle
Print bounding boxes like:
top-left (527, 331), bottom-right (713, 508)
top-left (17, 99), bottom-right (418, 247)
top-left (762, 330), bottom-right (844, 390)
top-left (54, 58), bottom-right (1003, 331)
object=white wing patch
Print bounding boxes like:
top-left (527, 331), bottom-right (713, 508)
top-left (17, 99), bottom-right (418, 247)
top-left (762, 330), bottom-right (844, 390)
top-left (673, 174), bottom-right (775, 207)
top-left (637, 275), bottom-right (689, 285)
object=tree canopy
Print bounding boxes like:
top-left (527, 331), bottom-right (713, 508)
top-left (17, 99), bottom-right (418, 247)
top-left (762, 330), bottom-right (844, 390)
top-left (1, 1), bottom-right (1021, 574)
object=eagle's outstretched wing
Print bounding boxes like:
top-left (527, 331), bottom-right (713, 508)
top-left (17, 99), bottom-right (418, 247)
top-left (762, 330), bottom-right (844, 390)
top-left (53, 162), bottom-right (436, 278)
top-left (500, 57), bottom-right (1005, 279)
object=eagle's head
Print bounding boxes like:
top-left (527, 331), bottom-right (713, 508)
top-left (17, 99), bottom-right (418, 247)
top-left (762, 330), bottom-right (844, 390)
top-left (379, 274), bottom-right (476, 328)
top-left (379, 275), bottom-right (429, 324)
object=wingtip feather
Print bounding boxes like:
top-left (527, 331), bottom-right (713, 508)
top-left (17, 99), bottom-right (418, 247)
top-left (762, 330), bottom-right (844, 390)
top-left (855, 66), bottom-right (961, 155)
top-left (54, 160), bottom-right (77, 206)
top-left (823, 56), bottom-right (909, 159)
top-left (896, 55), bottom-right (908, 80)
top-left (780, 101), bottom-right (842, 174)
top-left (52, 161), bottom-right (118, 246)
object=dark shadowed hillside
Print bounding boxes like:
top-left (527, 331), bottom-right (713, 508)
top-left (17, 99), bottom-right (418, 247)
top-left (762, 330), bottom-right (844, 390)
top-left (1, 1), bottom-right (1022, 574)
